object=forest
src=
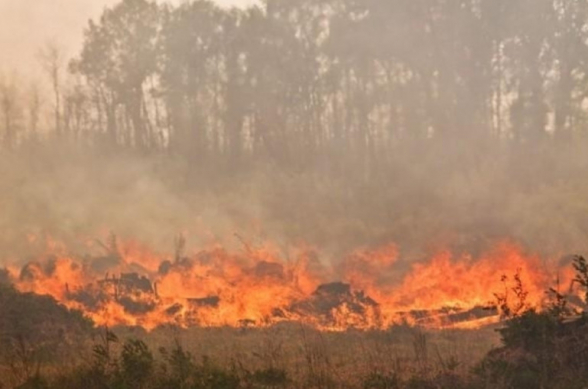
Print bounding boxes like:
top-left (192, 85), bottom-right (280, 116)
top-left (1, 0), bottom-right (588, 260)
top-left (13, 0), bottom-right (588, 156)
top-left (2, 0), bottom-right (587, 159)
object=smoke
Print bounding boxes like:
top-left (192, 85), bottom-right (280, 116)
top-left (1, 0), bottom-right (588, 267)
top-left (0, 139), bottom-right (587, 266)
top-left (0, 0), bottom-right (253, 76)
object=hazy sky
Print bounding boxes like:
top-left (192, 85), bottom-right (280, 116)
top-left (0, 0), bottom-right (255, 77)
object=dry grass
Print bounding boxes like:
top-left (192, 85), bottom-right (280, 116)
top-left (0, 322), bottom-right (501, 388)
top-left (108, 324), bottom-right (500, 386)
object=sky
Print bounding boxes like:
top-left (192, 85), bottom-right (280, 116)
top-left (0, 0), bottom-right (256, 78)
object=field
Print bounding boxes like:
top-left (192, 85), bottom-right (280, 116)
top-left (0, 313), bottom-right (500, 388)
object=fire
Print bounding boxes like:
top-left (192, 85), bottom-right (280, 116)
top-left (2, 235), bottom-right (570, 331)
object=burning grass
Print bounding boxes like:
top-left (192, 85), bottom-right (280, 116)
top-left (3, 235), bottom-right (569, 332)
top-left (2, 251), bottom-right (588, 388)
top-left (3, 235), bottom-right (588, 388)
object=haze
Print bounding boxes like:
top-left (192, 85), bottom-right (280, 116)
top-left (0, 0), bottom-right (587, 266)
top-left (0, 0), bottom-right (255, 75)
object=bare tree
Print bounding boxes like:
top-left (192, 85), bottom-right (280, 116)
top-left (38, 41), bottom-right (65, 138)
top-left (27, 82), bottom-right (43, 141)
top-left (0, 73), bottom-right (23, 148)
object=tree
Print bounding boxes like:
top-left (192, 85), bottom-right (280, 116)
top-left (159, 0), bottom-right (226, 160)
top-left (38, 41), bottom-right (65, 139)
top-left (26, 82), bottom-right (42, 142)
top-left (0, 73), bottom-right (23, 149)
top-left (72, 0), bottom-right (161, 150)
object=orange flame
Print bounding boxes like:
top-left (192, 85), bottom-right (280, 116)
top-left (4, 236), bottom-right (571, 331)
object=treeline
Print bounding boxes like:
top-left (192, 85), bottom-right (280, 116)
top-left (3, 0), bottom-right (588, 172)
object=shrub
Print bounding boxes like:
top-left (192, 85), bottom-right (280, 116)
top-left (119, 339), bottom-right (154, 388)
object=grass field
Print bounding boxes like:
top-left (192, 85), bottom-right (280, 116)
top-left (0, 322), bottom-right (501, 388)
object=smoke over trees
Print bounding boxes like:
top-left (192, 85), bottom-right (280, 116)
top-left (1, 0), bottom-right (588, 259)
top-left (14, 0), bottom-right (586, 160)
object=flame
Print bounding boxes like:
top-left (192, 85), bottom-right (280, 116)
top-left (3, 235), bottom-right (571, 331)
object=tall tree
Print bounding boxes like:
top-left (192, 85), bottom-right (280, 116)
top-left (160, 0), bottom-right (225, 159)
top-left (72, 0), bottom-right (160, 150)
